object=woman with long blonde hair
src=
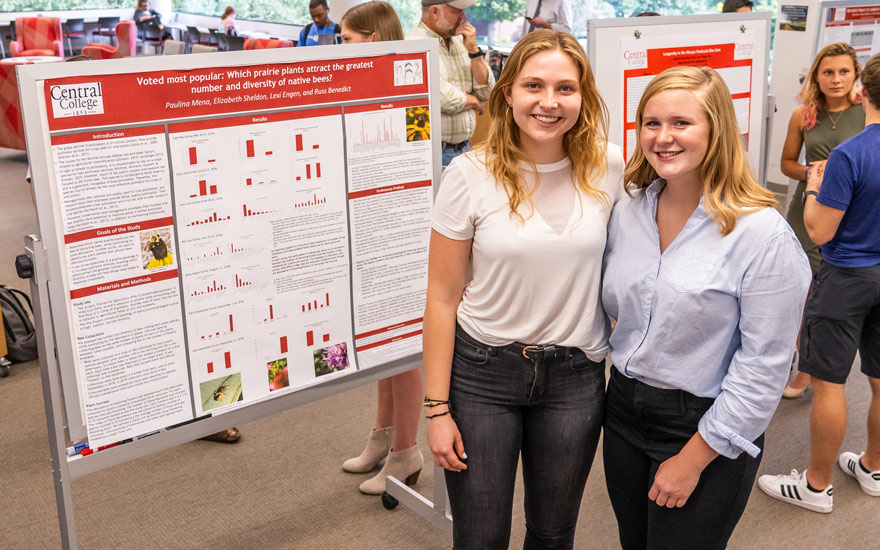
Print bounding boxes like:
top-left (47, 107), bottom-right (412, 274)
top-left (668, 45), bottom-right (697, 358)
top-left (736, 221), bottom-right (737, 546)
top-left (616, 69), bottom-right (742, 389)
top-left (336, 1), bottom-right (423, 497)
top-left (602, 66), bottom-right (810, 548)
top-left (422, 30), bottom-right (624, 548)
top-left (780, 42), bottom-right (864, 398)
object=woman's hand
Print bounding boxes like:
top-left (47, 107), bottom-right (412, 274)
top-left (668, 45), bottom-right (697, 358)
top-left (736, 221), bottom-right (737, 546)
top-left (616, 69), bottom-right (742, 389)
top-left (427, 413), bottom-right (467, 472)
top-left (648, 452), bottom-right (703, 508)
top-left (648, 432), bottom-right (717, 508)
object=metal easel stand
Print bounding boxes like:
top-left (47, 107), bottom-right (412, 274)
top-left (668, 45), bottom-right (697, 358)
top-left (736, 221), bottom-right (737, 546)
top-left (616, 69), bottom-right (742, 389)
top-left (17, 234), bottom-right (79, 549)
top-left (384, 466), bottom-right (453, 535)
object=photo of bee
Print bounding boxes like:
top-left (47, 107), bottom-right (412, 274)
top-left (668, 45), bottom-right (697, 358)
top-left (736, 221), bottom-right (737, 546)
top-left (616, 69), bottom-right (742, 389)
top-left (139, 228), bottom-right (175, 270)
top-left (200, 373), bottom-right (243, 412)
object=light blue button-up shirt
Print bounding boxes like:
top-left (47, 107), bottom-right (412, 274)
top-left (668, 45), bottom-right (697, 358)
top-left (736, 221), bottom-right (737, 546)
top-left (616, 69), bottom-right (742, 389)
top-left (602, 180), bottom-right (811, 459)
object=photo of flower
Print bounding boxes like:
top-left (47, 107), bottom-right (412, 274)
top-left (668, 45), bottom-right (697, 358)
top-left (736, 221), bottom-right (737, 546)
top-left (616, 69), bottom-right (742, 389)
top-left (406, 106), bottom-right (430, 142)
top-left (267, 358), bottom-right (289, 391)
top-left (314, 342), bottom-right (350, 377)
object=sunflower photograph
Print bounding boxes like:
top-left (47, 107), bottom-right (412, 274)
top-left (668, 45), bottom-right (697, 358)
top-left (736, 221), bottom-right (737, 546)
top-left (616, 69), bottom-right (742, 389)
top-left (405, 106), bottom-right (430, 142)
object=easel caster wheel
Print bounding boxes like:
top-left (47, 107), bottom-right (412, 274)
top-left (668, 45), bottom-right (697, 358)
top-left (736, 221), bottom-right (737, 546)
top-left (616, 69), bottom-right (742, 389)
top-left (0, 364), bottom-right (10, 377)
top-left (381, 492), bottom-right (399, 510)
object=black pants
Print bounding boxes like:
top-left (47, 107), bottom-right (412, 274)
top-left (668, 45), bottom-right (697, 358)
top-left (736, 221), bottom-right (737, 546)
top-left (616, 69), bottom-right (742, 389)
top-left (602, 368), bottom-right (763, 550)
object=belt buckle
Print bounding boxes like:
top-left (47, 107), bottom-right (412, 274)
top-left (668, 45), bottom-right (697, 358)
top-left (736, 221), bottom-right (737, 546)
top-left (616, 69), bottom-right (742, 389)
top-left (522, 344), bottom-right (557, 360)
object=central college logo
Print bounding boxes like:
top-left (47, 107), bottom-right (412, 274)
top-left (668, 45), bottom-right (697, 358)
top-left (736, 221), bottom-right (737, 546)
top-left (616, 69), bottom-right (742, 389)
top-left (623, 49), bottom-right (648, 69)
top-left (49, 82), bottom-right (104, 118)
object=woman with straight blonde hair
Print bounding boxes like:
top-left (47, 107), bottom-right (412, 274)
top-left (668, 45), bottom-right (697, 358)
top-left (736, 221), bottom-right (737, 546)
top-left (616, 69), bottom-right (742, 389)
top-left (779, 42), bottom-right (864, 398)
top-left (422, 29), bottom-right (624, 548)
top-left (336, 1), bottom-right (424, 497)
top-left (602, 66), bottom-right (811, 549)
top-left (339, 1), bottom-right (403, 42)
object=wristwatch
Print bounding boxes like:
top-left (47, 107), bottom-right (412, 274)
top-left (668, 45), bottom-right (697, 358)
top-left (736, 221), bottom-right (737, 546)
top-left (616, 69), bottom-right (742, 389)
top-left (802, 190), bottom-right (819, 205)
top-left (468, 48), bottom-right (484, 59)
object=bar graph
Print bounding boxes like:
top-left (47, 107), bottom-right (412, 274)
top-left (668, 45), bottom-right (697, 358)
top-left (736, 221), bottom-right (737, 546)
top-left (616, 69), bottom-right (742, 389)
top-left (188, 146), bottom-right (215, 165)
top-left (305, 330), bottom-right (331, 347)
top-left (352, 115), bottom-right (401, 152)
top-left (302, 292), bottom-right (330, 312)
top-left (190, 280), bottom-right (226, 296)
top-left (296, 163), bottom-right (321, 181)
top-left (187, 212), bottom-right (231, 226)
top-left (197, 314), bottom-right (235, 340)
top-left (205, 351), bottom-right (232, 374)
top-left (293, 193), bottom-right (327, 209)
top-left (189, 180), bottom-right (217, 198)
top-left (234, 274), bottom-right (252, 288)
top-left (242, 204), bottom-right (274, 217)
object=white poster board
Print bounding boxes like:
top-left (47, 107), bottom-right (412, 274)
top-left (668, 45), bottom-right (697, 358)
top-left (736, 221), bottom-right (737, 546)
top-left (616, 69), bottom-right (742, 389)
top-left (588, 13), bottom-right (771, 179)
top-left (18, 41), bottom-right (440, 451)
top-left (768, 0), bottom-right (880, 190)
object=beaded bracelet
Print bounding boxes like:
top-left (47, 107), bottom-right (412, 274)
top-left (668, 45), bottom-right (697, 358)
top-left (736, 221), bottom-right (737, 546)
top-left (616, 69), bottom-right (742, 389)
top-left (423, 397), bottom-right (449, 408)
top-left (426, 410), bottom-right (451, 420)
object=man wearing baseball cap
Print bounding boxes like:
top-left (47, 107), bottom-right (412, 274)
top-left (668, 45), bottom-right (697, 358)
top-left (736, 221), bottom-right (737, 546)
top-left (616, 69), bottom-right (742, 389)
top-left (408, 0), bottom-right (495, 166)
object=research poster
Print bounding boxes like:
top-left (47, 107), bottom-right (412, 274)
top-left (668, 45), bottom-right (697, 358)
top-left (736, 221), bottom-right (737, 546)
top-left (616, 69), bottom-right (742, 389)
top-left (620, 33), bottom-right (755, 159)
top-left (42, 52), bottom-right (433, 447)
top-left (821, 5), bottom-right (880, 65)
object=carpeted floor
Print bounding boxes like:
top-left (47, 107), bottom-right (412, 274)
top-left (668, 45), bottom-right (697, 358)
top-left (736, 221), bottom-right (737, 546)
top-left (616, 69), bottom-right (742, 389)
top-left (1, 146), bottom-right (876, 549)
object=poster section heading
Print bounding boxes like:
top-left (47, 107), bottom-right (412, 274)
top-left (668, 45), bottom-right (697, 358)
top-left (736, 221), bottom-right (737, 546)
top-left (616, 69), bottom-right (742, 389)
top-left (621, 40), bottom-right (753, 160)
top-left (44, 53), bottom-right (429, 131)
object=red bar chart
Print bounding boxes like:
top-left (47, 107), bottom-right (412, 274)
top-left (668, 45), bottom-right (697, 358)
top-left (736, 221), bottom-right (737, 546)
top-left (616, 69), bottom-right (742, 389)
top-left (189, 147), bottom-right (197, 165)
top-left (242, 204), bottom-right (273, 217)
top-left (280, 336), bottom-right (288, 354)
top-left (234, 274), bottom-right (252, 288)
top-left (293, 193), bottom-right (327, 209)
top-left (187, 212), bottom-right (231, 226)
top-left (191, 280), bottom-right (226, 296)
top-left (246, 139), bottom-right (255, 158)
top-left (189, 180), bottom-right (218, 198)
top-left (305, 330), bottom-right (331, 347)
top-left (302, 293), bottom-right (330, 312)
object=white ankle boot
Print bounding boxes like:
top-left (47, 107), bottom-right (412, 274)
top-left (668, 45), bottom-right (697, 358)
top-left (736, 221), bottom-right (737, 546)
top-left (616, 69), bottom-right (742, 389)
top-left (359, 444), bottom-right (423, 495)
top-left (342, 426), bottom-right (394, 473)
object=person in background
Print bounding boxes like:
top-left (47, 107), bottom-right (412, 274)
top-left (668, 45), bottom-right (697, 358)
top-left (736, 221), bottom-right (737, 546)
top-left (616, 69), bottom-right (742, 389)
top-left (337, 1), bottom-right (425, 496)
top-left (602, 66), bottom-right (810, 548)
top-left (424, 30), bottom-right (623, 548)
top-left (134, 0), bottom-right (164, 33)
top-left (220, 6), bottom-right (239, 36)
top-left (779, 42), bottom-right (864, 398)
top-left (522, 0), bottom-right (572, 34)
top-left (407, 0), bottom-right (494, 166)
top-left (759, 52), bottom-right (880, 514)
top-left (297, 0), bottom-right (341, 46)
top-left (722, 0), bottom-right (753, 12)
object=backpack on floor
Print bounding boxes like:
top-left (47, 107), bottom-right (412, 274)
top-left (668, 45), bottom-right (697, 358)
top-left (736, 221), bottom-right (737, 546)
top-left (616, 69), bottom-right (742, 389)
top-left (0, 285), bottom-right (38, 363)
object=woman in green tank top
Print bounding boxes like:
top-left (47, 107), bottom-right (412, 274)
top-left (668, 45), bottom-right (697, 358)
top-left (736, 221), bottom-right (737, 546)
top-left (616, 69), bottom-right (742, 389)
top-left (780, 42), bottom-right (865, 397)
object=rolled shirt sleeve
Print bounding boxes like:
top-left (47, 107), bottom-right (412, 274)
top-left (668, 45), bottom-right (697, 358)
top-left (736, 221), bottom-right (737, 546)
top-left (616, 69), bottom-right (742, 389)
top-left (698, 232), bottom-right (811, 458)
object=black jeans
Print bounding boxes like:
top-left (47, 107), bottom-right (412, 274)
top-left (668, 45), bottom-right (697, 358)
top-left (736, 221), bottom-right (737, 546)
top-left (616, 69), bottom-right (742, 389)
top-left (446, 326), bottom-right (606, 550)
top-left (603, 368), bottom-right (763, 550)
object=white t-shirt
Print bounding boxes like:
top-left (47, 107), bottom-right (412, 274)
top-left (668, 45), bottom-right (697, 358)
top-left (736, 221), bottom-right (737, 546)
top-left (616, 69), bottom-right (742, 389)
top-left (432, 145), bottom-right (624, 361)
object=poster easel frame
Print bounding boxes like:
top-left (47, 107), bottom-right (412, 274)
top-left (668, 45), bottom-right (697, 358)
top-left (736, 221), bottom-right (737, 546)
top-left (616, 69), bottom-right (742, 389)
top-left (16, 40), bottom-right (453, 549)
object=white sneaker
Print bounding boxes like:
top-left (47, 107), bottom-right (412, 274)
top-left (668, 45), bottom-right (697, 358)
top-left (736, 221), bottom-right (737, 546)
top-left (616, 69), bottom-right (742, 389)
top-left (838, 451), bottom-right (880, 496)
top-left (757, 469), bottom-right (833, 513)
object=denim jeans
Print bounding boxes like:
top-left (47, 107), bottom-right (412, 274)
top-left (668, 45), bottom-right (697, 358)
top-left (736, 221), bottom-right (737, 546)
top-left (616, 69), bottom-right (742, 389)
top-left (603, 367), bottom-right (763, 550)
top-left (445, 326), bottom-right (606, 550)
top-left (442, 140), bottom-right (470, 167)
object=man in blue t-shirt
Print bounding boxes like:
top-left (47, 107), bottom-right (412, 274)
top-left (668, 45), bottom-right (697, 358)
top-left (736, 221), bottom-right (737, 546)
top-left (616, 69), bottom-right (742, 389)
top-left (297, 0), bottom-right (340, 46)
top-left (759, 53), bottom-right (880, 514)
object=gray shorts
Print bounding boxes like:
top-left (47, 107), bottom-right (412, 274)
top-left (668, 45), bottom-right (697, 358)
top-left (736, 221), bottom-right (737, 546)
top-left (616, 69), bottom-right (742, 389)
top-left (799, 262), bottom-right (880, 384)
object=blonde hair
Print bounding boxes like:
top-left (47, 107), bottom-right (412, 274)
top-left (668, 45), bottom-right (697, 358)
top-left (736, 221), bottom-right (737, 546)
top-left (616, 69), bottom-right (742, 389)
top-left (341, 1), bottom-right (403, 41)
top-left (624, 66), bottom-right (776, 236)
top-left (478, 30), bottom-right (608, 221)
top-left (798, 42), bottom-right (861, 129)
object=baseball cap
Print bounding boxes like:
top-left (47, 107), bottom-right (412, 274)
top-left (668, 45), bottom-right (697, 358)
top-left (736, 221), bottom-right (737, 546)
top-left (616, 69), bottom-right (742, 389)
top-left (722, 0), bottom-right (754, 12)
top-left (422, 0), bottom-right (477, 10)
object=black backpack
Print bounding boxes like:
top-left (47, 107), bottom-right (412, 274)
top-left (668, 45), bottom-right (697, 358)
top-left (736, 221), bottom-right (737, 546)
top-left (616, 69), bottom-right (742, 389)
top-left (0, 285), bottom-right (38, 363)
